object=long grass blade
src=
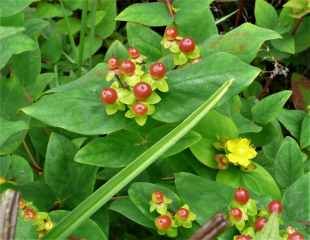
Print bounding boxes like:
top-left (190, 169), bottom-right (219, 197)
top-left (44, 79), bottom-right (234, 239)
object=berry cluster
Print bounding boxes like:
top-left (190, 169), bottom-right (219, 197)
top-left (229, 187), bottom-right (304, 240)
top-left (149, 191), bottom-right (196, 238)
top-left (19, 198), bottom-right (53, 239)
top-left (161, 27), bottom-right (201, 66)
top-left (101, 47), bottom-right (168, 126)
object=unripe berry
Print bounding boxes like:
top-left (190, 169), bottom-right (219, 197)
top-left (234, 187), bottom-right (250, 205)
top-left (165, 27), bottom-right (178, 41)
top-left (230, 208), bottom-right (242, 221)
top-left (101, 88), bottom-right (118, 104)
top-left (236, 235), bottom-right (252, 240)
top-left (288, 232), bottom-right (304, 240)
top-left (179, 37), bottom-right (196, 53)
top-left (133, 82), bottom-right (152, 100)
top-left (254, 217), bottom-right (267, 231)
top-left (120, 60), bottom-right (135, 76)
top-left (128, 47), bottom-right (140, 59)
top-left (176, 208), bottom-right (189, 220)
top-left (155, 215), bottom-right (172, 230)
top-left (152, 191), bottom-right (164, 204)
top-left (132, 103), bottom-right (148, 116)
top-left (149, 62), bottom-right (166, 80)
top-left (107, 57), bottom-right (118, 70)
top-left (268, 200), bottom-right (283, 214)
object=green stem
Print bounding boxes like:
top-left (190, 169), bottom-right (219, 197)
top-left (89, 0), bottom-right (97, 68)
top-left (23, 140), bottom-right (42, 173)
top-left (59, 0), bottom-right (77, 59)
top-left (78, 0), bottom-right (89, 76)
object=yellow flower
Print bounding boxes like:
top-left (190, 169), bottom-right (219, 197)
top-left (225, 138), bottom-right (257, 168)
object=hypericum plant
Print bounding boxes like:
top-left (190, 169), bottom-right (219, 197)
top-left (101, 47), bottom-right (168, 125)
top-left (229, 187), bottom-right (305, 240)
top-left (150, 191), bottom-right (196, 238)
top-left (161, 26), bottom-right (201, 66)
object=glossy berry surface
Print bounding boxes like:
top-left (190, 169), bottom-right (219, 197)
top-left (133, 82), bottom-right (152, 100)
top-left (234, 187), bottom-right (250, 205)
top-left (230, 208), bottom-right (242, 221)
top-left (151, 191), bottom-right (164, 204)
top-left (150, 62), bottom-right (166, 80)
top-left (107, 57), bottom-right (118, 70)
top-left (268, 200), bottom-right (283, 214)
top-left (288, 232), bottom-right (304, 240)
top-left (176, 208), bottom-right (189, 219)
top-left (155, 215), bottom-right (172, 230)
top-left (254, 217), bottom-right (267, 231)
top-left (128, 47), bottom-right (140, 59)
top-left (101, 88), bottom-right (118, 104)
top-left (120, 60), bottom-right (135, 76)
top-left (179, 37), bottom-right (196, 53)
top-left (236, 235), bottom-right (252, 240)
top-left (165, 27), bottom-right (178, 41)
top-left (132, 103), bottom-right (148, 116)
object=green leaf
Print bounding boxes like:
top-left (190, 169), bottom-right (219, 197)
top-left (174, 0), bottom-right (217, 43)
top-left (12, 45), bottom-right (41, 93)
top-left (0, 155), bottom-right (33, 184)
top-left (44, 80), bottom-right (233, 239)
top-left (50, 210), bottom-right (107, 240)
top-left (41, 31), bottom-right (63, 63)
top-left (255, 0), bottom-right (278, 29)
top-left (127, 23), bottom-right (162, 61)
top-left (231, 112), bottom-right (263, 134)
top-left (277, 109), bottom-right (306, 138)
top-left (110, 198), bottom-right (154, 228)
top-left (251, 91), bottom-right (292, 125)
top-left (0, 0), bottom-right (35, 17)
top-left (55, 17), bottom-right (81, 35)
top-left (0, 117), bottom-right (28, 155)
top-left (15, 215), bottom-right (37, 239)
top-left (95, 0), bottom-right (116, 39)
top-left (154, 52), bottom-right (260, 122)
top-left (0, 33), bottom-right (37, 69)
top-left (36, 2), bottom-right (72, 18)
top-left (77, 35), bottom-right (102, 61)
top-left (274, 137), bottom-right (304, 189)
top-left (271, 34), bottom-right (295, 54)
top-left (295, 16), bottom-right (310, 53)
top-left (104, 40), bottom-right (129, 60)
top-left (216, 164), bottom-right (281, 199)
top-left (203, 23), bottom-right (281, 63)
top-left (116, 2), bottom-right (173, 26)
top-left (44, 133), bottom-right (97, 208)
top-left (256, 214), bottom-right (281, 240)
top-left (282, 173), bottom-right (310, 234)
top-left (300, 115), bottom-right (310, 149)
top-left (0, 26), bottom-right (24, 40)
top-left (175, 172), bottom-right (233, 224)
top-left (75, 126), bottom-right (201, 168)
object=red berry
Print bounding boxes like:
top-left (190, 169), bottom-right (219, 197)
top-left (101, 88), bottom-right (118, 104)
top-left (236, 235), bottom-right (252, 240)
top-left (179, 37), bottom-right (196, 53)
top-left (176, 208), bottom-right (189, 220)
top-left (128, 47), bottom-right (140, 59)
top-left (155, 215), bottom-right (172, 230)
top-left (234, 187), bottom-right (250, 205)
top-left (165, 27), bottom-right (178, 41)
top-left (254, 217), bottom-right (267, 231)
top-left (268, 200), bottom-right (283, 214)
top-left (132, 103), bottom-right (148, 116)
top-left (133, 82), bottom-right (152, 100)
top-left (152, 191), bottom-right (164, 204)
top-left (230, 208), bottom-right (242, 221)
top-left (288, 232), bottom-right (304, 240)
top-left (107, 57), bottom-right (118, 70)
top-left (149, 62), bottom-right (166, 80)
top-left (120, 60), bottom-right (135, 76)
